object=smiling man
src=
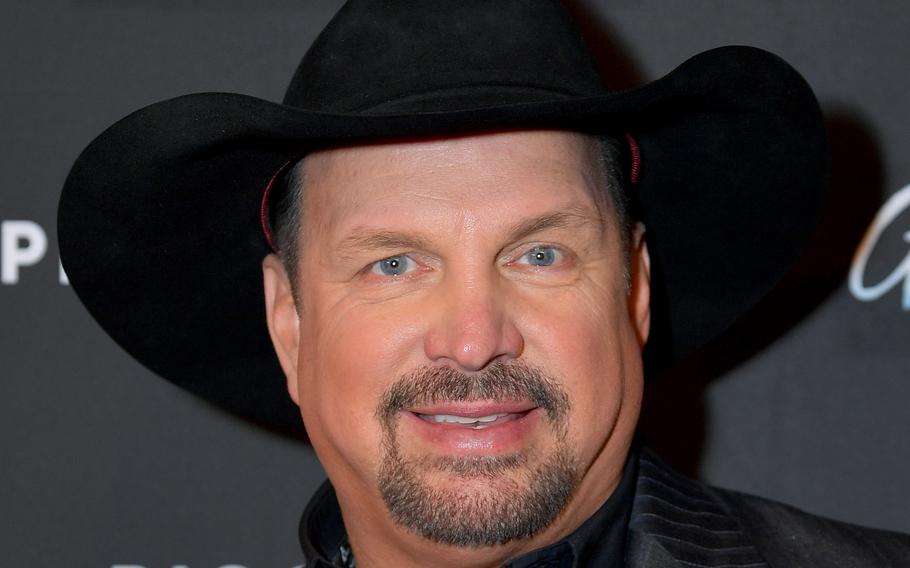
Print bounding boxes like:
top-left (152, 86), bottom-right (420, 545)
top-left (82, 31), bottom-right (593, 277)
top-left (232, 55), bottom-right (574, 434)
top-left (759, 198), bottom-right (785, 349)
top-left (262, 131), bottom-right (648, 565)
top-left (58, 1), bottom-right (910, 567)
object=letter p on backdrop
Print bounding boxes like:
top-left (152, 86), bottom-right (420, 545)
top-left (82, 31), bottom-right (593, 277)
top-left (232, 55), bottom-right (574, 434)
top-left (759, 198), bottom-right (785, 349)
top-left (1, 220), bottom-right (47, 284)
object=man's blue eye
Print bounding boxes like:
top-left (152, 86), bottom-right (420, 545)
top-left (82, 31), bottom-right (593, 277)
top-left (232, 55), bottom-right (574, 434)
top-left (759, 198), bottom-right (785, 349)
top-left (370, 255), bottom-right (414, 276)
top-left (522, 247), bottom-right (560, 267)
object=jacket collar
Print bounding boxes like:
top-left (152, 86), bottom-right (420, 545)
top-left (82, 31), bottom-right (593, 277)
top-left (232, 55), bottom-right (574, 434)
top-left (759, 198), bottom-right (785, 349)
top-left (298, 480), bottom-right (351, 568)
top-left (626, 450), bottom-right (769, 568)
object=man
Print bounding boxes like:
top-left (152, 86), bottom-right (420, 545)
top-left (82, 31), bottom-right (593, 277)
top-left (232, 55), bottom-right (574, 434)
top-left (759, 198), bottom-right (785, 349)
top-left (58, 1), bottom-right (910, 566)
top-left (264, 130), bottom-right (647, 567)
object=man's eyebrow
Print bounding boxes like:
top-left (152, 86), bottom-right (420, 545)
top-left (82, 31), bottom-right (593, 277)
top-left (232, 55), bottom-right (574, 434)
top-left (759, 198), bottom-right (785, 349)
top-left (505, 209), bottom-right (605, 244)
top-left (336, 230), bottom-right (432, 257)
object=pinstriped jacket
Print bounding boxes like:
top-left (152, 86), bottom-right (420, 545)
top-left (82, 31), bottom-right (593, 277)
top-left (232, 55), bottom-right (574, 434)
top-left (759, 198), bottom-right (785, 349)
top-left (628, 451), bottom-right (910, 567)
top-left (299, 449), bottom-right (910, 567)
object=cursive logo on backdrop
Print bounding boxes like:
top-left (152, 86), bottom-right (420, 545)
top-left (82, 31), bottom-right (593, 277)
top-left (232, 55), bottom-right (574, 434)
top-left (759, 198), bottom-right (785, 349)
top-left (848, 183), bottom-right (910, 310)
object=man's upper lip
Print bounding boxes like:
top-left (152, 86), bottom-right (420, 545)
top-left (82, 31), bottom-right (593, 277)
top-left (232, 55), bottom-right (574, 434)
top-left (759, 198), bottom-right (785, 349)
top-left (407, 401), bottom-right (537, 417)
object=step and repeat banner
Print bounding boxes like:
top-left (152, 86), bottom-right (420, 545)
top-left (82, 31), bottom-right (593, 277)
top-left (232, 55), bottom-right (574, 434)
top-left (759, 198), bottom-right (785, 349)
top-left (2, 1), bottom-right (908, 566)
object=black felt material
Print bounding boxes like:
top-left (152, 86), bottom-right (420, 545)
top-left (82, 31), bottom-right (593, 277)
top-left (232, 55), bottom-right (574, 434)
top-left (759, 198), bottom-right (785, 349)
top-left (58, 0), bottom-right (827, 430)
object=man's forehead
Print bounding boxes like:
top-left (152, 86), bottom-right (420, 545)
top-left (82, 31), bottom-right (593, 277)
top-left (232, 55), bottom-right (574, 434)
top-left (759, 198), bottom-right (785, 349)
top-left (304, 129), bottom-right (600, 168)
top-left (298, 130), bottom-right (611, 233)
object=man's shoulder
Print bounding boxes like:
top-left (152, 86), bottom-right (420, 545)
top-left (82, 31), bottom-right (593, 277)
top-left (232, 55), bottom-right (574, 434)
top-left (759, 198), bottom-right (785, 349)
top-left (630, 450), bottom-right (910, 568)
top-left (714, 484), bottom-right (910, 567)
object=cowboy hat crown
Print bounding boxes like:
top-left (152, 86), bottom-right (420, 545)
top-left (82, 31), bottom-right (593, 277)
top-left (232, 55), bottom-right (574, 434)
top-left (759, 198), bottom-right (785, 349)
top-left (285, 0), bottom-right (605, 114)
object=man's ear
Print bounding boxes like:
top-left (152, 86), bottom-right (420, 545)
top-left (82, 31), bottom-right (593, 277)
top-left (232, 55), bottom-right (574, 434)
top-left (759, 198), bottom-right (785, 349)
top-left (628, 223), bottom-right (651, 349)
top-left (262, 253), bottom-right (302, 406)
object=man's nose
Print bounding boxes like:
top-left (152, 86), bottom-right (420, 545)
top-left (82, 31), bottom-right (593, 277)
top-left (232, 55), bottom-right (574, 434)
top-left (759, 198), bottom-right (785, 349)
top-left (423, 272), bottom-right (524, 371)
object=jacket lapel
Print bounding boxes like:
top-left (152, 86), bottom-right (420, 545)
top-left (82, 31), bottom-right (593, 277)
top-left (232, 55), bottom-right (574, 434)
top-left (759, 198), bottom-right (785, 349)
top-left (626, 451), bottom-right (769, 568)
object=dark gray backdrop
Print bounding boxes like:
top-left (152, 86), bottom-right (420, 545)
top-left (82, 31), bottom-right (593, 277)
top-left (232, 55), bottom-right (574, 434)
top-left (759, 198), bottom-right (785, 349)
top-left (2, 1), bottom-right (908, 566)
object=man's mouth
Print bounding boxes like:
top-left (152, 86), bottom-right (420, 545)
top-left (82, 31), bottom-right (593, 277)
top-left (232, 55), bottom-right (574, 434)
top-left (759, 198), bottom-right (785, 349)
top-left (395, 402), bottom-right (545, 454)
top-left (415, 411), bottom-right (529, 429)
top-left (378, 363), bottom-right (567, 455)
top-left (402, 402), bottom-right (540, 453)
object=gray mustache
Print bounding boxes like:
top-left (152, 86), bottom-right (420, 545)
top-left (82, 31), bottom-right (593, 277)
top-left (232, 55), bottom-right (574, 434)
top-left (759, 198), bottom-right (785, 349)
top-left (376, 361), bottom-right (570, 427)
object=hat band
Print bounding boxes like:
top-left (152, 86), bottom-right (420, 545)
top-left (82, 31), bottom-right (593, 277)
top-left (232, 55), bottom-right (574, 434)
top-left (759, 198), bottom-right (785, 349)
top-left (260, 157), bottom-right (298, 253)
top-left (625, 133), bottom-right (641, 185)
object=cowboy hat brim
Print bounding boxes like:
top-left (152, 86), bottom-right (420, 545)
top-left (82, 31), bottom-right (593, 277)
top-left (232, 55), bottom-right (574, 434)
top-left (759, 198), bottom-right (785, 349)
top-left (58, 46), bottom-right (827, 432)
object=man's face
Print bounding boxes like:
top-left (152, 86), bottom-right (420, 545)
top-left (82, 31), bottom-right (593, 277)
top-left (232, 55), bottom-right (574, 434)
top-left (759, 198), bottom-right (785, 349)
top-left (264, 130), bottom-right (650, 555)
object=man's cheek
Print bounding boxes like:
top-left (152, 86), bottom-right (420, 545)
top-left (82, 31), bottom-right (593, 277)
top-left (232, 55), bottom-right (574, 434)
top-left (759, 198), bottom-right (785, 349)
top-left (525, 296), bottom-right (621, 367)
top-left (301, 306), bottom-right (423, 418)
top-left (332, 304), bottom-right (427, 374)
top-left (297, 343), bottom-right (385, 480)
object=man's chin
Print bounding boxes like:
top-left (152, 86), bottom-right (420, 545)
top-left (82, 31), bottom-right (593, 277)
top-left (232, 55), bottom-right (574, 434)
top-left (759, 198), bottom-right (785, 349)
top-left (419, 451), bottom-right (529, 478)
top-left (377, 446), bottom-right (580, 548)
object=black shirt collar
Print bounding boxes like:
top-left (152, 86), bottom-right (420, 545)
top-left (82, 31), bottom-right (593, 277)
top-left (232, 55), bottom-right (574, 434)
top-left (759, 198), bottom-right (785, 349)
top-left (300, 448), bottom-right (638, 567)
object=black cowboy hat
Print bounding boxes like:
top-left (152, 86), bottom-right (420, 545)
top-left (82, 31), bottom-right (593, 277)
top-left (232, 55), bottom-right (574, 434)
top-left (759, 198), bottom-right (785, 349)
top-left (58, 0), bottom-right (827, 432)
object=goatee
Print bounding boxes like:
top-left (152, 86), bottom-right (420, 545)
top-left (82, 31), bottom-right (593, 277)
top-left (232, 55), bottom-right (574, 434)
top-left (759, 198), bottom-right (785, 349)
top-left (375, 361), bottom-right (579, 548)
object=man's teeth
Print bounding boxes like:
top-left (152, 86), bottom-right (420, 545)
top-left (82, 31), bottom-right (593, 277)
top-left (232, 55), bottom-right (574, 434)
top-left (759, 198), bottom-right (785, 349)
top-left (426, 413), bottom-right (510, 428)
